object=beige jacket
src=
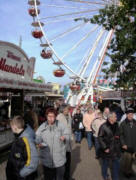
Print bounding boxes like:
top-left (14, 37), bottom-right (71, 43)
top-left (91, 118), bottom-right (106, 137)
top-left (83, 112), bottom-right (95, 132)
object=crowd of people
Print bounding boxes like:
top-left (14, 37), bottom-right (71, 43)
top-left (72, 104), bottom-right (136, 180)
top-left (5, 102), bottom-right (136, 180)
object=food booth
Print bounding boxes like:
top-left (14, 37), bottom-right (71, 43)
top-left (0, 41), bottom-right (52, 150)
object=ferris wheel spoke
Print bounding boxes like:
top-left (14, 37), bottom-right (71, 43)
top-left (41, 4), bottom-right (92, 10)
top-left (65, 0), bottom-right (108, 6)
top-left (39, 9), bottom-right (100, 20)
top-left (92, 30), bottom-right (114, 84)
top-left (50, 23), bottom-right (87, 42)
top-left (50, 56), bottom-right (56, 63)
top-left (100, 0), bottom-right (112, 3)
top-left (76, 45), bottom-right (93, 74)
top-left (79, 29), bottom-right (106, 78)
top-left (61, 25), bottom-right (99, 60)
top-left (42, 15), bottom-right (97, 25)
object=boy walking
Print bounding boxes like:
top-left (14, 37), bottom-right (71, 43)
top-left (6, 116), bottom-right (38, 180)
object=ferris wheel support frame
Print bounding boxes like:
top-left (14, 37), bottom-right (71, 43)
top-left (87, 30), bottom-right (113, 85)
top-left (93, 30), bottom-right (114, 84)
top-left (75, 29), bottom-right (113, 105)
top-left (82, 30), bottom-right (114, 104)
top-left (67, 28), bottom-right (105, 106)
top-left (66, 29), bottom-right (104, 104)
top-left (79, 28), bottom-right (105, 79)
top-left (75, 59), bottom-right (99, 105)
top-left (66, 29), bottom-right (110, 105)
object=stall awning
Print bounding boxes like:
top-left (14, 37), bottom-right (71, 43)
top-left (45, 92), bottom-right (64, 98)
top-left (25, 92), bottom-right (45, 97)
top-left (0, 77), bottom-right (52, 92)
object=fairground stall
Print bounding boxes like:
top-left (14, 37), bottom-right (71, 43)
top-left (98, 90), bottom-right (136, 112)
top-left (0, 41), bottom-right (52, 150)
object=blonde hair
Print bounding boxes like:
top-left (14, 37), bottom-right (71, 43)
top-left (10, 116), bottom-right (25, 129)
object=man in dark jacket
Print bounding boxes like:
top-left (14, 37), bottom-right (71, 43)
top-left (120, 108), bottom-right (136, 178)
top-left (73, 108), bottom-right (83, 143)
top-left (98, 112), bottom-right (121, 180)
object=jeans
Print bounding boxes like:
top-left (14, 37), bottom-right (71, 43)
top-left (94, 137), bottom-right (100, 157)
top-left (43, 165), bottom-right (65, 180)
top-left (86, 131), bottom-right (93, 149)
top-left (75, 131), bottom-right (82, 142)
top-left (101, 158), bottom-right (120, 180)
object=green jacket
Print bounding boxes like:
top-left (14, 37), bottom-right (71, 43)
top-left (120, 119), bottom-right (136, 153)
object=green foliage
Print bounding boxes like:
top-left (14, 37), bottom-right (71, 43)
top-left (103, 61), bottom-right (109, 66)
top-left (91, 0), bottom-right (136, 89)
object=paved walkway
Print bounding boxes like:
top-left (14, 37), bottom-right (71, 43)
top-left (71, 138), bottom-right (136, 180)
top-left (71, 138), bottom-right (102, 180)
top-left (0, 138), bottom-right (136, 180)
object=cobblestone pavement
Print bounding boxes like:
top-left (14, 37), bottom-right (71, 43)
top-left (0, 138), bottom-right (136, 180)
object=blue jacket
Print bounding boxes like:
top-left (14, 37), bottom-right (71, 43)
top-left (6, 125), bottom-right (39, 180)
top-left (19, 125), bottom-right (39, 177)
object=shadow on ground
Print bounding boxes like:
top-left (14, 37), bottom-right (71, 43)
top-left (119, 171), bottom-right (136, 180)
top-left (71, 145), bottom-right (81, 176)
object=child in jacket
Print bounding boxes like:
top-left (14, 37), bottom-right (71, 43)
top-left (6, 116), bottom-right (38, 180)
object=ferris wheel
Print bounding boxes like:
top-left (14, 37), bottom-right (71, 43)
top-left (27, 0), bottom-right (117, 106)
